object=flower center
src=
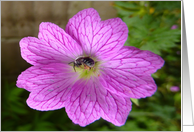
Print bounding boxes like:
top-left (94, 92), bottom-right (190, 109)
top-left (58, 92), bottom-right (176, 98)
top-left (69, 56), bottom-right (101, 79)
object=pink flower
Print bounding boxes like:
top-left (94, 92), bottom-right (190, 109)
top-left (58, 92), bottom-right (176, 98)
top-left (171, 25), bottom-right (178, 30)
top-left (170, 86), bottom-right (180, 92)
top-left (16, 8), bottom-right (164, 127)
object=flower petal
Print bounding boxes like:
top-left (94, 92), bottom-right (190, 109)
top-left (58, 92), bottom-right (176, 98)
top-left (100, 71), bottom-right (157, 99)
top-left (38, 22), bottom-right (83, 58)
top-left (19, 37), bottom-right (67, 65)
top-left (102, 46), bottom-right (164, 74)
top-left (99, 46), bottom-right (164, 98)
top-left (16, 63), bottom-right (79, 110)
top-left (94, 18), bottom-right (128, 60)
top-left (65, 78), bottom-right (132, 126)
top-left (19, 22), bottom-right (83, 66)
top-left (65, 8), bottom-right (128, 59)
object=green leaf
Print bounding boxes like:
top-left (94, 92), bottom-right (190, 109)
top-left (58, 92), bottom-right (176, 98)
top-left (16, 124), bottom-right (32, 131)
top-left (151, 73), bottom-right (159, 78)
top-left (131, 98), bottom-right (139, 106)
top-left (8, 88), bottom-right (25, 102)
top-left (114, 1), bottom-right (181, 55)
top-left (40, 111), bottom-right (54, 121)
top-left (10, 101), bottom-right (29, 115)
top-left (34, 122), bottom-right (57, 131)
top-left (114, 1), bottom-right (138, 9)
top-left (174, 93), bottom-right (181, 103)
top-left (151, 1), bottom-right (181, 12)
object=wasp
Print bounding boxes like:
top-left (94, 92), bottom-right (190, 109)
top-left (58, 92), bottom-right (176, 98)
top-left (69, 56), bottom-right (95, 72)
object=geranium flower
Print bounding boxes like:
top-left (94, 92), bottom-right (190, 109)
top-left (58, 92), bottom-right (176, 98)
top-left (170, 86), bottom-right (180, 92)
top-left (171, 25), bottom-right (178, 30)
top-left (17, 8), bottom-right (164, 127)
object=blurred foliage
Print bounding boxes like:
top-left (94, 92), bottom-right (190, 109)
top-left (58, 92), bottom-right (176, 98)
top-left (1, 1), bottom-right (181, 131)
top-left (114, 1), bottom-right (181, 55)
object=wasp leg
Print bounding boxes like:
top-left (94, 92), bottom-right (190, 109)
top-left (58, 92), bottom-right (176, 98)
top-left (68, 62), bottom-right (76, 72)
top-left (73, 63), bottom-right (76, 72)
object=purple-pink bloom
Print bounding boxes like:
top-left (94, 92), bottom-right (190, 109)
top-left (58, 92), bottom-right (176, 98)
top-left (171, 25), bottom-right (178, 30)
top-left (170, 86), bottom-right (180, 92)
top-left (16, 8), bottom-right (164, 127)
